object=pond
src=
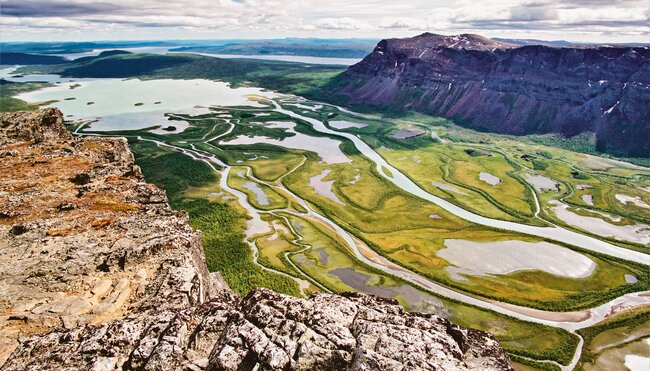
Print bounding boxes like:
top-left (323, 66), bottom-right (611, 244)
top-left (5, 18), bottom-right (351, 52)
top-left (220, 121), bottom-right (351, 164)
top-left (392, 127), bottom-right (425, 139)
top-left (616, 194), bottom-right (650, 209)
top-left (309, 169), bottom-right (345, 205)
top-left (329, 120), bottom-right (368, 130)
top-left (242, 181), bottom-right (270, 206)
top-left (479, 172), bottom-right (501, 186)
top-left (329, 268), bottom-right (446, 314)
top-left (525, 173), bottom-right (558, 192)
top-left (432, 181), bottom-right (467, 195)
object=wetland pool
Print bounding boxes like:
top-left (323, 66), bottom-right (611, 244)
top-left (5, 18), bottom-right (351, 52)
top-left (220, 121), bottom-right (351, 164)
top-left (329, 268), bottom-right (446, 314)
top-left (479, 172), bottom-right (501, 185)
top-left (309, 170), bottom-right (345, 205)
top-left (438, 239), bottom-right (596, 281)
top-left (329, 120), bottom-right (368, 130)
top-left (242, 182), bottom-right (270, 206)
top-left (525, 173), bottom-right (558, 192)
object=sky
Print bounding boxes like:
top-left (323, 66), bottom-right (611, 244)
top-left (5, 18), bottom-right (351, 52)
top-left (1, 0), bottom-right (648, 43)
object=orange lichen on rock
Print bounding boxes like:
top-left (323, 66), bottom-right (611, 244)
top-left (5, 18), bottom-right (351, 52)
top-left (91, 217), bottom-right (117, 229)
top-left (0, 109), bottom-right (219, 365)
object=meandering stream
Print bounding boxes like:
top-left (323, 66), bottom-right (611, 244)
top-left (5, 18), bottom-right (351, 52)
top-left (31, 75), bottom-right (649, 369)
top-left (121, 102), bottom-right (649, 333)
top-left (271, 101), bottom-right (650, 266)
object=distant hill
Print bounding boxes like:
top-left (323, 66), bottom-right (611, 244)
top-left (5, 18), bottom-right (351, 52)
top-left (0, 39), bottom-right (378, 58)
top-left (169, 41), bottom-right (376, 58)
top-left (0, 52), bottom-right (67, 65)
top-left (493, 37), bottom-right (650, 48)
top-left (56, 52), bottom-right (194, 78)
top-left (330, 33), bottom-right (650, 157)
top-left (16, 51), bottom-right (345, 97)
top-left (492, 38), bottom-right (574, 47)
top-left (0, 41), bottom-right (173, 55)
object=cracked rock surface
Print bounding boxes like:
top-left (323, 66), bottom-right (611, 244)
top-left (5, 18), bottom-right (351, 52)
top-left (0, 109), bottom-right (512, 370)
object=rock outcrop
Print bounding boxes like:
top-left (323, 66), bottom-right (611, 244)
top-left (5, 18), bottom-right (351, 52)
top-left (0, 108), bottom-right (513, 370)
top-left (332, 33), bottom-right (650, 157)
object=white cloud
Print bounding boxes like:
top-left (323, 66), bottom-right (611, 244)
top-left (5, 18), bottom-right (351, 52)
top-left (0, 0), bottom-right (648, 42)
top-left (313, 17), bottom-right (375, 30)
top-left (509, 4), bottom-right (558, 21)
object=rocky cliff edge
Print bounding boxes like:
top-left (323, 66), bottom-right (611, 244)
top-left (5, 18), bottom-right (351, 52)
top-left (0, 108), bottom-right (513, 370)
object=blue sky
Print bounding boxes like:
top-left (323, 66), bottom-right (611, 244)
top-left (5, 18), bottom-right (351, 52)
top-left (1, 0), bottom-right (648, 42)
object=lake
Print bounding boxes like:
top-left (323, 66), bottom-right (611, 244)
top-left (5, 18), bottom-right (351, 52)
top-left (55, 49), bottom-right (361, 66)
top-left (16, 77), bottom-right (277, 132)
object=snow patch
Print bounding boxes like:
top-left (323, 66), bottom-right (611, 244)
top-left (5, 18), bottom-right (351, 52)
top-left (603, 101), bottom-right (620, 115)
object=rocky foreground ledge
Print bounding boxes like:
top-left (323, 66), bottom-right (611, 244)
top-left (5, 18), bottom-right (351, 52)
top-left (0, 109), bottom-right (513, 370)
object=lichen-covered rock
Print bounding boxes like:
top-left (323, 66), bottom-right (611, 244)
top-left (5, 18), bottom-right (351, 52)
top-left (0, 107), bottom-right (72, 143)
top-left (0, 109), bottom-right (227, 365)
top-left (0, 109), bottom-right (512, 370)
top-left (209, 289), bottom-right (512, 370)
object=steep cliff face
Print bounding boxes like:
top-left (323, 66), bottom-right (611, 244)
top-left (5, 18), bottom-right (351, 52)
top-left (0, 108), bottom-right (227, 366)
top-left (333, 33), bottom-right (650, 157)
top-left (0, 109), bottom-right (513, 370)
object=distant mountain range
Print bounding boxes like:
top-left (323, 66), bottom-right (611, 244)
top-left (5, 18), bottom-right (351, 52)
top-left (0, 52), bottom-right (67, 65)
top-left (3, 34), bottom-right (649, 157)
top-left (493, 38), bottom-right (649, 48)
top-left (330, 33), bottom-right (650, 157)
top-left (169, 41), bottom-right (376, 59)
top-left (0, 41), bottom-right (172, 55)
top-left (0, 38), bottom-right (378, 57)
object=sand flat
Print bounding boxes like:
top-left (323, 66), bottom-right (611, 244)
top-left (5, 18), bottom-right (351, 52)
top-left (479, 172), bottom-right (501, 185)
top-left (438, 239), bottom-right (596, 280)
top-left (616, 194), bottom-right (650, 209)
top-left (432, 181), bottom-right (467, 195)
top-left (550, 201), bottom-right (650, 245)
top-left (329, 120), bottom-right (368, 129)
top-left (525, 173), bottom-right (558, 192)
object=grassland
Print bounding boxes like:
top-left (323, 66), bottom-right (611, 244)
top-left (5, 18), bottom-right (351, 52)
top-left (9, 80), bottom-right (648, 303)
top-left (227, 166), bottom-right (288, 210)
top-left (131, 140), bottom-right (301, 296)
top-left (118, 116), bottom-right (583, 365)
top-left (256, 211), bottom-right (582, 365)
top-left (363, 113), bottom-right (650, 255)
top-left (5, 63), bottom-right (649, 368)
top-left (114, 106), bottom-right (586, 365)
top-left (262, 110), bottom-right (648, 311)
top-left (378, 145), bottom-right (539, 224)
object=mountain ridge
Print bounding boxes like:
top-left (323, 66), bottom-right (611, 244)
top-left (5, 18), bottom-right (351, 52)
top-left (331, 32), bottom-right (650, 157)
